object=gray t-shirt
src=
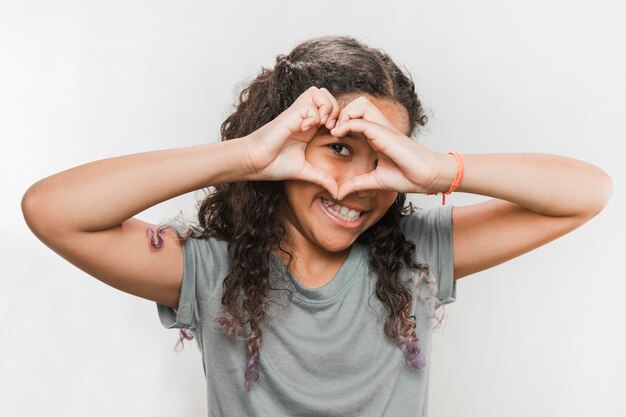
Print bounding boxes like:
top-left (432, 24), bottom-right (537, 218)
top-left (157, 205), bottom-right (457, 416)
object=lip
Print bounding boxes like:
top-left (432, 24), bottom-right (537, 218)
top-left (316, 197), bottom-right (368, 229)
top-left (320, 197), bottom-right (370, 212)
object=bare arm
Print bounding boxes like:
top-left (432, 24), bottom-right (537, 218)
top-left (21, 138), bottom-right (255, 308)
top-left (20, 86), bottom-right (345, 309)
top-left (251, 94), bottom-right (612, 282)
top-left (427, 152), bottom-right (613, 279)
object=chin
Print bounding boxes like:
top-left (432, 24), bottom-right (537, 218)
top-left (315, 234), bottom-right (357, 253)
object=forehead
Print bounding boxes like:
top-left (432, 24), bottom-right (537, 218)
top-left (337, 94), bottom-right (411, 136)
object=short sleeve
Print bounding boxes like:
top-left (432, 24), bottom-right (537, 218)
top-left (156, 225), bottom-right (227, 331)
top-left (401, 205), bottom-right (457, 305)
top-left (156, 234), bottom-right (201, 330)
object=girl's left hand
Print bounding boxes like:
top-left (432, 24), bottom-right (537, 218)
top-left (329, 96), bottom-right (442, 200)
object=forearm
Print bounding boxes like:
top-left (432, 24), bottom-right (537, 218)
top-left (428, 151), bottom-right (613, 217)
top-left (22, 137), bottom-right (254, 234)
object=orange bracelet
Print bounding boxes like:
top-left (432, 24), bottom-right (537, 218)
top-left (429, 152), bottom-right (464, 205)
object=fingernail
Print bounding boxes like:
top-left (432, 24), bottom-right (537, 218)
top-left (327, 119), bottom-right (336, 129)
top-left (320, 114), bottom-right (328, 125)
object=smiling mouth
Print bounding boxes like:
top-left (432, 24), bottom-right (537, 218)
top-left (320, 198), bottom-right (363, 222)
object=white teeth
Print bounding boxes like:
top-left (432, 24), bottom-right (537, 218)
top-left (321, 198), bottom-right (362, 222)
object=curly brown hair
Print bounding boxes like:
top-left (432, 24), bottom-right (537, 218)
top-left (155, 35), bottom-right (444, 392)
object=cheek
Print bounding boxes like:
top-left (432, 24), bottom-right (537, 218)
top-left (304, 149), bottom-right (349, 182)
top-left (284, 180), bottom-right (323, 209)
top-left (379, 192), bottom-right (398, 212)
top-left (304, 146), bottom-right (331, 169)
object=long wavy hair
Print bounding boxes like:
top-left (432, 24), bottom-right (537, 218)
top-left (151, 35), bottom-right (445, 392)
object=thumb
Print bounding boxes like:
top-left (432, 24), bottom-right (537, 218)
top-left (297, 163), bottom-right (339, 199)
top-left (337, 173), bottom-right (382, 201)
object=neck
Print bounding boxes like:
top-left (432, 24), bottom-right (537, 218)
top-left (273, 224), bottom-right (351, 289)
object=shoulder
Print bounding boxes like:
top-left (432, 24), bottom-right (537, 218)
top-left (182, 225), bottom-right (229, 256)
top-left (398, 204), bottom-right (454, 266)
top-left (399, 205), bottom-right (453, 241)
top-left (164, 223), bottom-right (230, 268)
top-left (400, 205), bottom-right (457, 305)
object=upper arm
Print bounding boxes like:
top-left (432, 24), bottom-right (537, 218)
top-left (27, 216), bottom-right (184, 309)
top-left (452, 198), bottom-right (593, 280)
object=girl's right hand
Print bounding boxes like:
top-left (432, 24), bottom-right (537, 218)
top-left (241, 86), bottom-right (341, 198)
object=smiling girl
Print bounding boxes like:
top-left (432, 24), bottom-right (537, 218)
top-left (22, 36), bottom-right (612, 416)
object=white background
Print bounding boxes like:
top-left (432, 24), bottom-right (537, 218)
top-left (1, 1), bottom-right (624, 416)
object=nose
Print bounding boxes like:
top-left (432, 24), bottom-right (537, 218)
top-left (337, 159), bottom-right (377, 199)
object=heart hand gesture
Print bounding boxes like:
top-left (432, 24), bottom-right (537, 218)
top-left (241, 86), bottom-right (341, 197)
top-left (329, 96), bottom-right (442, 201)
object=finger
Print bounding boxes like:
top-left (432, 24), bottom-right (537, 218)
top-left (300, 101), bottom-right (321, 132)
top-left (331, 118), bottom-right (401, 156)
top-left (297, 163), bottom-right (339, 199)
top-left (331, 117), bottom-right (383, 143)
top-left (279, 93), bottom-right (321, 135)
top-left (318, 88), bottom-right (341, 130)
top-left (337, 173), bottom-right (384, 201)
top-left (311, 87), bottom-right (336, 128)
top-left (335, 96), bottom-right (393, 129)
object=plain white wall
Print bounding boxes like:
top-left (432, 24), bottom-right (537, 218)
top-left (2, 0), bottom-right (624, 416)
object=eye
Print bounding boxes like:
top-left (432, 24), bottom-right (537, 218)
top-left (328, 143), bottom-right (350, 156)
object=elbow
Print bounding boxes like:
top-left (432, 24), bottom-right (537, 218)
top-left (22, 182), bottom-right (52, 238)
top-left (22, 184), bottom-right (39, 224)
top-left (594, 169), bottom-right (613, 214)
top-left (581, 168), bottom-right (613, 220)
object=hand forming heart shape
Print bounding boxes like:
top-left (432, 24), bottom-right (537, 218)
top-left (241, 86), bottom-right (441, 201)
top-left (328, 95), bottom-right (440, 200)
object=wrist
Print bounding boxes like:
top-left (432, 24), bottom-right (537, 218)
top-left (233, 135), bottom-right (264, 182)
top-left (424, 152), bottom-right (457, 194)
